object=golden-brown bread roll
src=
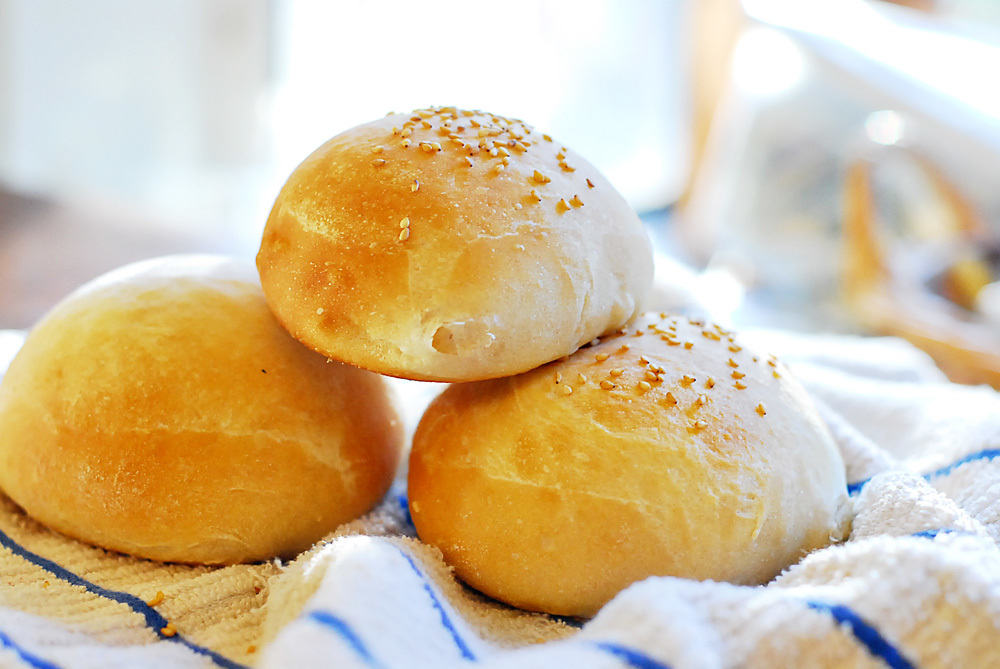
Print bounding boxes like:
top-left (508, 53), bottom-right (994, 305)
top-left (0, 255), bottom-right (403, 564)
top-left (409, 314), bottom-right (849, 616)
top-left (257, 106), bottom-right (654, 382)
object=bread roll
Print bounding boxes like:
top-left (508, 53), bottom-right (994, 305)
top-left (409, 314), bottom-right (849, 616)
top-left (257, 106), bottom-right (653, 382)
top-left (0, 255), bottom-right (403, 564)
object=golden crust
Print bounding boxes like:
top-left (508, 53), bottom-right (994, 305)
top-left (0, 256), bottom-right (404, 564)
top-left (408, 314), bottom-right (849, 616)
top-left (257, 106), bottom-right (653, 381)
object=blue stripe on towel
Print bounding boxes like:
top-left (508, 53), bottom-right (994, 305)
top-left (846, 447), bottom-right (1000, 494)
top-left (0, 528), bottom-right (247, 669)
top-left (307, 611), bottom-right (383, 667)
top-left (0, 628), bottom-right (61, 669)
top-left (397, 493), bottom-right (414, 528)
top-left (910, 528), bottom-right (969, 539)
top-left (805, 601), bottom-right (915, 669)
top-left (591, 641), bottom-right (673, 669)
top-left (395, 547), bottom-right (477, 661)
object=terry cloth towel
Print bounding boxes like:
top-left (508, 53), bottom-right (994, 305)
top-left (0, 327), bottom-right (998, 669)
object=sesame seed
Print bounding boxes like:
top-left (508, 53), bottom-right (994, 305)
top-left (398, 228), bottom-right (410, 241)
top-left (734, 381), bottom-right (747, 390)
top-left (706, 377), bottom-right (715, 388)
top-left (560, 163), bottom-right (576, 172)
top-left (464, 156), bottom-right (474, 167)
top-left (554, 372), bottom-right (563, 383)
top-left (146, 591), bottom-right (165, 607)
top-left (411, 180), bottom-right (420, 192)
top-left (577, 373), bottom-right (588, 384)
top-left (638, 355), bottom-right (649, 366)
top-left (727, 358), bottom-right (739, 368)
top-left (586, 178), bottom-right (595, 188)
top-left (609, 368), bottom-right (624, 377)
top-left (316, 307), bottom-right (324, 315)
top-left (401, 139), bottom-right (412, 148)
top-left (595, 353), bottom-right (610, 362)
top-left (493, 164), bottom-right (505, 174)
top-left (421, 120), bottom-right (432, 129)
top-left (497, 146), bottom-right (510, 158)
top-left (732, 371), bottom-right (745, 379)
top-left (530, 189), bottom-right (542, 203)
top-left (372, 145), bottom-right (384, 154)
top-left (691, 420), bottom-right (708, 431)
top-left (650, 364), bottom-right (665, 374)
top-left (399, 217), bottom-right (410, 228)
top-left (371, 158), bottom-right (386, 167)
top-left (752, 356), bottom-right (759, 362)
top-left (617, 344), bottom-right (630, 354)
top-left (401, 128), bottom-right (413, 138)
top-left (702, 330), bottom-right (720, 341)
top-left (600, 380), bottom-right (615, 390)
top-left (556, 199), bottom-right (570, 214)
top-left (773, 370), bottom-right (781, 378)
top-left (557, 152), bottom-right (566, 160)
top-left (683, 342), bottom-right (694, 349)
top-left (570, 195), bottom-right (584, 207)
top-left (638, 380), bottom-right (652, 392)
top-left (663, 391), bottom-right (678, 406)
top-left (645, 370), bottom-right (659, 382)
top-left (767, 359), bottom-right (777, 367)
top-left (680, 375), bottom-right (695, 386)
top-left (665, 337), bottom-right (680, 346)
top-left (695, 394), bottom-right (707, 407)
top-left (161, 623), bottom-right (177, 637)
top-left (543, 133), bottom-right (553, 142)
top-left (729, 345), bottom-right (742, 353)
top-left (561, 384), bottom-right (574, 396)
top-left (756, 403), bottom-right (767, 416)
top-left (532, 170), bottom-right (552, 184)
top-left (514, 202), bottom-right (523, 209)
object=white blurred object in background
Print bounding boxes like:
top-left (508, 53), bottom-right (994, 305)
top-left (0, 0), bottom-right (688, 257)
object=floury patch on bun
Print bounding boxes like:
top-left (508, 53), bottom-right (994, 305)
top-left (257, 106), bottom-right (654, 382)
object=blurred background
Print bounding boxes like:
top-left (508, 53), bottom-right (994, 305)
top-left (2, 0), bottom-right (1000, 386)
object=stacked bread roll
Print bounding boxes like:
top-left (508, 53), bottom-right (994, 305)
top-left (0, 107), bottom-right (848, 616)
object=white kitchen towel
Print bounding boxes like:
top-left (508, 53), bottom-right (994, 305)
top-left (0, 327), bottom-right (998, 669)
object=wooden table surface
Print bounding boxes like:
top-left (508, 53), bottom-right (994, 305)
top-left (0, 185), bottom-right (228, 330)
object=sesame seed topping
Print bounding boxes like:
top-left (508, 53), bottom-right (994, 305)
top-left (401, 128), bottom-right (413, 138)
top-left (767, 359), bottom-right (777, 367)
top-left (543, 133), bottom-right (553, 142)
top-left (421, 120), bottom-right (432, 129)
top-left (419, 141), bottom-right (441, 153)
top-left (532, 170), bottom-right (552, 184)
top-left (316, 307), bottom-right (324, 315)
top-left (663, 391), bottom-right (678, 406)
top-left (706, 377), bottom-right (715, 388)
top-left (586, 178), bottom-right (595, 188)
top-left (727, 358), bottom-right (739, 368)
top-left (556, 199), bottom-right (570, 214)
top-left (529, 189), bottom-right (542, 203)
top-left (734, 381), bottom-right (748, 390)
top-left (617, 344), bottom-right (630, 354)
top-left (756, 403), bottom-right (767, 416)
top-left (683, 342), bottom-right (694, 349)
top-left (702, 330), bottom-right (721, 341)
top-left (570, 194), bottom-right (584, 207)
top-left (638, 380), bottom-right (652, 392)
top-left (609, 368), bottom-right (624, 377)
top-left (399, 217), bottom-right (410, 228)
top-left (401, 139), bottom-right (412, 148)
top-left (146, 591), bottom-right (165, 607)
top-left (560, 162), bottom-right (576, 172)
top-left (680, 375), bottom-right (695, 386)
top-left (514, 202), bottom-right (523, 209)
top-left (371, 158), bottom-right (386, 167)
top-left (773, 370), bottom-right (781, 378)
top-left (732, 371), bottom-right (745, 379)
top-left (411, 180), bottom-right (420, 192)
top-left (600, 380), bottom-right (615, 390)
top-left (577, 373), bottom-right (588, 384)
top-left (561, 384), bottom-right (574, 395)
top-left (464, 156), bottom-right (474, 167)
top-left (595, 353), bottom-right (610, 362)
top-left (729, 345), bottom-right (742, 353)
top-left (493, 163), bottom-right (505, 174)
top-left (638, 355), bottom-right (650, 366)
top-left (372, 145), bottom-right (384, 154)
top-left (665, 338), bottom-right (680, 346)
top-left (695, 394), bottom-right (707, 407)
top-left (691, 420), bottom-right (708, 431)
top-left (398, 228), bottom-right (410, 242)
top-left (161, 623), bottom-right (177, 637)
